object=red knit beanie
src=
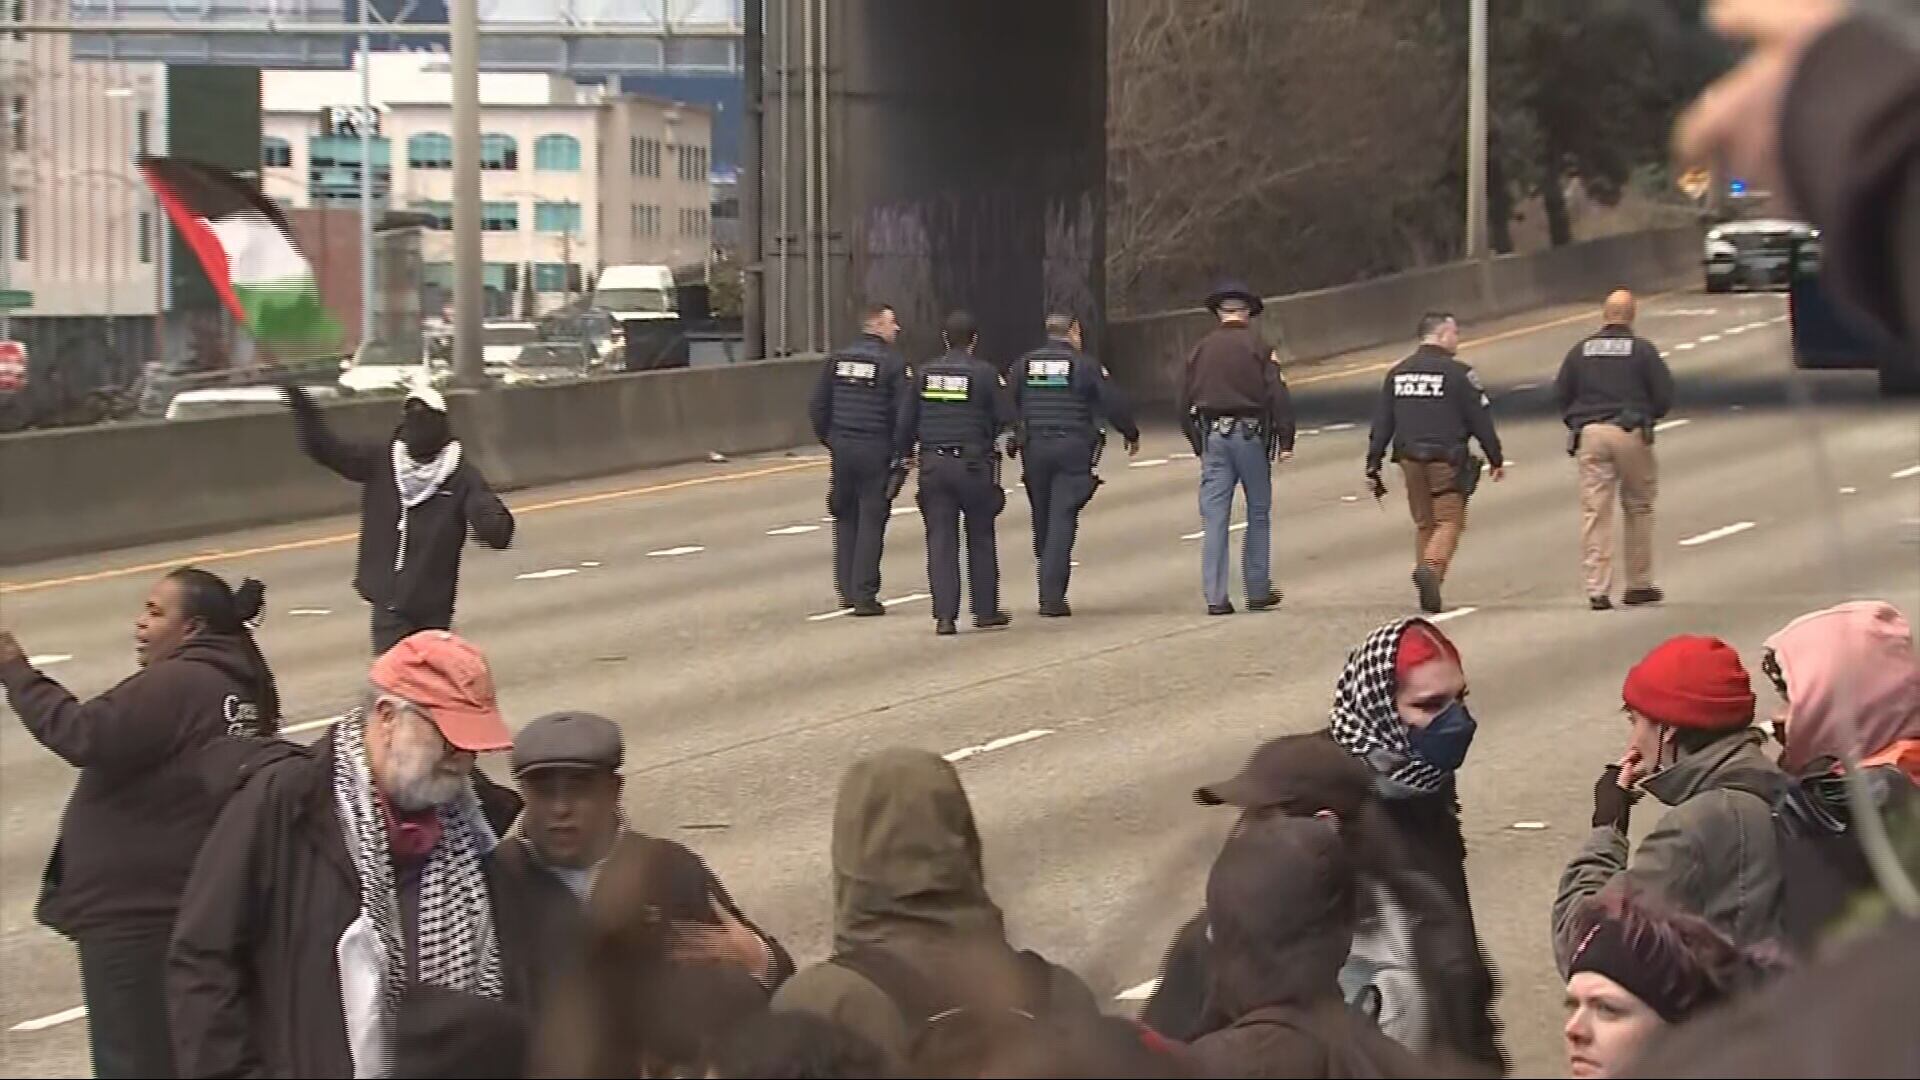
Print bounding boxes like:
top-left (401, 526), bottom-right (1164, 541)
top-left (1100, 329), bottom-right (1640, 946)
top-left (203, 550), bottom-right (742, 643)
top-left (1396, 621), bottom-right (1461, 680)
top-left (1623, 635), bottom-right (1756, 730)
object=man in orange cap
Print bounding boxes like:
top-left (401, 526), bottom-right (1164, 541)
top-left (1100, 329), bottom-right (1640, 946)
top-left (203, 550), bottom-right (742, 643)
top-left (169, 631), bottom-right (525, 1079)
top-left (1552, 635), bottom-right (1788, 972)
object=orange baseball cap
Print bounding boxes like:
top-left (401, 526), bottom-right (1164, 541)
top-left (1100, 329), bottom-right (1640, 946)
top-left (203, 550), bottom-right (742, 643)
top-left (369, 631), bottom-right (513, 752)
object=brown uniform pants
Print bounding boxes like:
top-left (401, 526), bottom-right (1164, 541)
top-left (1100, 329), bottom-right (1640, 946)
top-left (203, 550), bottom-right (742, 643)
top-left (1401, 459), bottom-right (1466, 581)
top-left (1577, 422), bottom-right (1657, 597)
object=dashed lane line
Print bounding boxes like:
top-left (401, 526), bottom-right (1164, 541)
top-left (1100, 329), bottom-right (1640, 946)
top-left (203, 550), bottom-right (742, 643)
top-left (1117, 978), bottom-right (1160, 1002)
top-left (1699, 334), bottom-right (1722, 343)
top-left (1430, 606), bottom-right (1478, 623)
top-left (1675, 342), bottom-right (1696, 350)
top-left (516, 568), bottom-right (580, 580)
top-left (281, 714), bottom-right (346, 736)
top-left (944, 728), bottom-right (1055, 763)
top-left (646, 546), bottom-right (706, 558)
top-left (1679, 521), bottom-right (1756, 547)
top-left (26, 654), bottom-right (72, 667)
top-left (766, 524), bottom-right (822, 536)
top-left (1653, 418), bottom-right (1691, 433)
top-left (805, 592), bottom-right (932, 622)
top-left (1893, 465), bottom-right (1920, 481)
top-left (1129, 458), bottom-right (1170, 468)
top-left (9, 1005), bottom-right (87, 1033)
top-left (288, 607), bottom-right (332, 616)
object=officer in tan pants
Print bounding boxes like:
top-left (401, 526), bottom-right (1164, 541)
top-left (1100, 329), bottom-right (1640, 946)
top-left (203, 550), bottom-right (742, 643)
top-left (1554, 290), bottom-right (1674, 610)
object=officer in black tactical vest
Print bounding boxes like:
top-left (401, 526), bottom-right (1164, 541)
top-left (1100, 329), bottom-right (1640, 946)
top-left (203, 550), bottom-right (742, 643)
top-left (900, 311), bottom-right (1014, 636)
top-left (1012, 313), bottom-right (1140, 617)
top-left (1365, 311), bottom-right (1506, 614)
top-left (809, 302), bottom-right (913, 616)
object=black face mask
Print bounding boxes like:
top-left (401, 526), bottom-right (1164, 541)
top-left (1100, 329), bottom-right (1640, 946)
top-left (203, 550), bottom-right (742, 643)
top-left (399, 405), bottom-right (452, 462)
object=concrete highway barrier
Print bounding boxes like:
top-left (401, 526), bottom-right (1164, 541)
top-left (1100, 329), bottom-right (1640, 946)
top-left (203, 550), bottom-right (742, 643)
top-left (1103, 226), bottom-right (1702, 410)
top-left (1, 227), bottom-right (1698, 566)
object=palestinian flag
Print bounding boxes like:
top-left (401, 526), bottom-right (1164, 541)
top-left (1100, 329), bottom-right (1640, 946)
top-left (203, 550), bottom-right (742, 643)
top-left (138, 157), bottom-right (342, 357)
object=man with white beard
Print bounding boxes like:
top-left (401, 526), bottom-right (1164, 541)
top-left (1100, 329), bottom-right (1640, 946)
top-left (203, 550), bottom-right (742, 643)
top-left (168, 631), bottom-right (524, 1079)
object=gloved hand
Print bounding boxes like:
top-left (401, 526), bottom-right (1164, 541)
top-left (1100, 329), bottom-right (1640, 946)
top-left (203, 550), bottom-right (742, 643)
top-left (1592, 763), bottom-right (1641, 831)
top-left (1124, 435), bottom-right (1140, 457)
top-left (1366, 469), bottom-right (1387, 501)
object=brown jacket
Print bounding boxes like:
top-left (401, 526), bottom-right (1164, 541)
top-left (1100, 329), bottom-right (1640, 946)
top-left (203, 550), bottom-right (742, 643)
top-left (769, 749), bottom-right (1097, 1065)
top-left (1182, 324), bottom-right (1296, 438)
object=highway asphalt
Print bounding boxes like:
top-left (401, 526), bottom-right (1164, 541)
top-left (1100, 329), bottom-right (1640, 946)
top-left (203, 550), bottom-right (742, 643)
top-left (2, 288), bottom-right (1916, 1076)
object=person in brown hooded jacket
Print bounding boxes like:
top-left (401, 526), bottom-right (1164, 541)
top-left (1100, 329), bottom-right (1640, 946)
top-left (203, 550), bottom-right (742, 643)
top-left (1186, 813), bottom-right (1443, 1079)
top-left (769, 747), bottom-right (1099, 1070)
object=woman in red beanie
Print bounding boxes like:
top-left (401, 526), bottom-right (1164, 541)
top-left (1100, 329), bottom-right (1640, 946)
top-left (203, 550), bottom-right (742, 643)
top-left (1553, 635), bottom-right (1790, 972)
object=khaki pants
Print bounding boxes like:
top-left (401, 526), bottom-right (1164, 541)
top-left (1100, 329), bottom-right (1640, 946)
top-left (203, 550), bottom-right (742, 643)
top-left (1577, 423), bottom-right (1658, 596)
top-left (1401, 459), bottom-right (1467, 581)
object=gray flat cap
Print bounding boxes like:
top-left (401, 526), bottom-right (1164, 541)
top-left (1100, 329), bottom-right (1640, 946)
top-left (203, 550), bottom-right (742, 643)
top-left (511, 711), bottom-right (623, 776)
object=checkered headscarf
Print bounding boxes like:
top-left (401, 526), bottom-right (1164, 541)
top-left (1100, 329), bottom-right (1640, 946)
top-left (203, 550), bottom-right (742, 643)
top-left (1327, 619), bottom-right (1451, 795)
top-left (331, 711), bottom-right (504, 1075)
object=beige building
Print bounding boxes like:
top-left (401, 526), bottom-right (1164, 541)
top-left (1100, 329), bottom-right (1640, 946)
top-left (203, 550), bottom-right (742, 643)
top-left (262, 51), bottom-right (712, 317)
top-left (1, 11), bottom-right (166, 332)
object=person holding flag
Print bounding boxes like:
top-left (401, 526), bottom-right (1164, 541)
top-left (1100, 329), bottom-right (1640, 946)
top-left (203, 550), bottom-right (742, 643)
top-left (138, 156), bottom-right (516, 654)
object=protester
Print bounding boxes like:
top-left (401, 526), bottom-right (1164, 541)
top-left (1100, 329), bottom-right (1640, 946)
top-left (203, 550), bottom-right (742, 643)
top-left (1185, 813), bottom-right (1441, 1079)
top-left (1563, 884), bottom-right (1773, 1078)
top-left (708, 1011), bottom-right (890, 1080)
top-left (1760, 601), bottom-right (1920, 950)
top-left (1555, 635), bottom-right (1788, 969)
top-left (167, 631), bottom-right (522, 1078)
top-left (770, 747), bottom-right (1100, 1071)
top-left (490, 711), bottom-right (792, 1072)
top-left (283, 383), bottom-right (515, 655)
top-left (0, 568), bottom-right (279, 1079)
top-left (1145, 733), bottom-right (1505, 1069)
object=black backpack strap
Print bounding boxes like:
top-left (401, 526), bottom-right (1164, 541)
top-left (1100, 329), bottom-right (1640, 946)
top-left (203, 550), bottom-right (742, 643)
top-left (829, 946), bottom-right (954, 1036)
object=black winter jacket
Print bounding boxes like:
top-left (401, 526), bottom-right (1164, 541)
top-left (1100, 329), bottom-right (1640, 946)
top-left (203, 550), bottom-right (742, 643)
top-left (286, 387), bottom-right (513, 627)
top-left (1, 637), bottom-right (276, 938)
top-left (1367, 345), bottom-right (1503, 472)
top-left (1554, 325), bottom-right (1674, 436)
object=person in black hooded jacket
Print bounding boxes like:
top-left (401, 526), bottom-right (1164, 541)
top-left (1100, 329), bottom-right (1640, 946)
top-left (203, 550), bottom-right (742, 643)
top-left (282, 382), bottom-right (514, 655)
top-left (0, 567), bottom-right (281, 1079)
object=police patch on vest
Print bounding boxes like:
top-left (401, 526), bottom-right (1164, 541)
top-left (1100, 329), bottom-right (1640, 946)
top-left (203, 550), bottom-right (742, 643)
top-left (835, 359), bottom-right (880, 384)
top-left (1583, 337), bottom-right (1634, 357)
top-left (1393, 372), bottom-right (1446, 398)
top-left (923, 373), bottom-right (970, 401)
top-left (1026, 358), bottom-right (1071, 387)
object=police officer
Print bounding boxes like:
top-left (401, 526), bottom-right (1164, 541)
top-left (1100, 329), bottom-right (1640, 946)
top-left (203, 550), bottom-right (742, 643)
top-left (1365, 311), bottom-right (1506, 615)
top-left (1554, 289), bottom-right (1673, 610)
top-left (900, 310), bottom-right (1013, 636)
top-left (1012, 313), bottom-right (1140, 617)
top-left (808, 301), bottom-right (912, 616)
top-left (1181, 281), bottom-right (1296, 616)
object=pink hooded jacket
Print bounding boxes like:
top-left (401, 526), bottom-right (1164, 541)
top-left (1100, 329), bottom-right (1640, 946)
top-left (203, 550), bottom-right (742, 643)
top-left (1765, 601), bottom-right (1920, 782)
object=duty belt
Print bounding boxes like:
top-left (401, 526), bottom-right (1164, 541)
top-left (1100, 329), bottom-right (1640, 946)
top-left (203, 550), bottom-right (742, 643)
top-left (1026, 426), bottom-right (1084, 439)
top-left (927, 444), bottom-right (982, 457)
top-left (1206, 415), bottom-right (1265, 437)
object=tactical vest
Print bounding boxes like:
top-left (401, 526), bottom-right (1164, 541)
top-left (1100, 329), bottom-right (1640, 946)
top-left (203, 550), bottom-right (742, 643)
top-left (827, 339), bottom-right (896, 440)
top-left (1018, 343), bottom-right (1093, 435)
top-left (917, 355), bottom-right (993, 452)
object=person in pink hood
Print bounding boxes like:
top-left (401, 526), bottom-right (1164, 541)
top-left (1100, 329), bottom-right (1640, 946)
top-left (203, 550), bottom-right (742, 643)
top-left (1764, 601), bottom-right (1920, 783)
top-left (1759, 600), bottom-right (1920, 952)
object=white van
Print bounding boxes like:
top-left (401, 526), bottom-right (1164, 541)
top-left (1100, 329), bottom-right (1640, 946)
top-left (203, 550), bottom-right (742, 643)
top-left (593, 264), bottom-right (678, 324)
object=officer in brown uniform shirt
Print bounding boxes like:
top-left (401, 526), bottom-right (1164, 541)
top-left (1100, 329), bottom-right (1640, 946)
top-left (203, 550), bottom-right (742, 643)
top-left (1181, 281), bottom-right (1297, 616)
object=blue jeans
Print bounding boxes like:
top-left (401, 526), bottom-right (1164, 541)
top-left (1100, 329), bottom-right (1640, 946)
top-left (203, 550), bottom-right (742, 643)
top-left (1198, 427), bottom-right (1273, 607)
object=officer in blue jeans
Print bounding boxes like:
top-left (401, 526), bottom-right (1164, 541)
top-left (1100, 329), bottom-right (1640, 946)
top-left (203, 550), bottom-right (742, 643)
top-left (1180, 282), bottom-right (1297, 615)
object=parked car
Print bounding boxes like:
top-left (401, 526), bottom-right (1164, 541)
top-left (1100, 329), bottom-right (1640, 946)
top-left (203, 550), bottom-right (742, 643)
top-left (338, 340), bottom-right (448, 396)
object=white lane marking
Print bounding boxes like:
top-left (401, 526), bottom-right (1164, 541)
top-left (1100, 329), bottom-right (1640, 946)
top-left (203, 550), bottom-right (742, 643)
top-left (1729, 405), bottom-right (1747, 412)
top-left (1229, 521), bottom-right (1248, 533)
top-left (944, 728), bottom-right (1055, 764)
top-left (1430, 606), bottom-right (1478, 623)
top-left (580, 561), bottom-right (602, 568)
top-left (1675, 342), bottom-right (1696, 351)
top-left (26, 654), bottom-right (73, 667)
top-left (1512, 381), bottom-right (1540, 392)
top-left (1070, 560), bottom-right (1082, 568)
top-left (1170, 452), bottom-right (1195, 460)
top-left (1770, 315), bottom-right (1789, 324)
top-left (1680, 521), bottom-right (1756, 547)
top-left (1181, 528), bottom-right (1204, 541)
top-left (767, 524), bottom-right (823, 536)
top-left (1341, 495), bottom-right (1360, 503)
top-left (516, 568), bottom-right (579, 580)
top-left (1700, 334), bottom-right (1722, 343)
top-left (288, 608), bottom-right (332, 617)
top-left (1323, 422), bottom-right (1357, 432)
top-left (646, 546), bottom-right (705, 557)
top-left (1745, 321), bottom-right (1770, 331)
top-left (1117, 978), bottom-right (1160, 1002)
top-left (1129, 458), bottom-right (1169, 468)
top-left (1840, 486), bottom-right (1859, 495)
top-left (282, 714), bottom-right (345, 735)
top-left (1301, 428), bottom-right (1323, 437)
top-left (819, 515), bottom-right (835, 523)
top-left (891, 506), bottom-right (919, 517)
top-left (1724, 326), bottom-right (1746, 335)
top-left (1653, 418), bottom-right (1691, 432)
top-left (1892, 465), bottom-right (1920, 480)
top-left (1511, 821), bottom-right (1549, 831)
top-left (9, 1005), bottom-right (87, 1033)
top-left (805, 592), bottom-right (931, 622)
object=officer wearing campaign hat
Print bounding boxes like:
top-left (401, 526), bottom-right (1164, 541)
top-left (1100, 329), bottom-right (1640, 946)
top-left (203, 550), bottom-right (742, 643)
top-left (1180, 280), bottom-right (1297, 616)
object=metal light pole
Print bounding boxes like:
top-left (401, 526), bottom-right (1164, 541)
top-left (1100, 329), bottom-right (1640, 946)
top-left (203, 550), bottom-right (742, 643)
top-left (450, 0), bottom-right (484, 385)
top-left (1464, 0), bottom-right (1489, 262)
top-left (358, 7), bottom-right (376, 354)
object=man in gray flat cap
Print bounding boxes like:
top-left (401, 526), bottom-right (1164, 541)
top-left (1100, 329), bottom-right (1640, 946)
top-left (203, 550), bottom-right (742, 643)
top-left (490, 711), bottom-right (792, 1018)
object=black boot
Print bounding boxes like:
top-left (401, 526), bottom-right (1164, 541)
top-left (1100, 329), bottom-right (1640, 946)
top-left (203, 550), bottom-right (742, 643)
top-left (1413, 566), bottom-right (1443, 614)
top-left (935, 618), bottom-right (958, 636)
top-left (1039, 600), bottom-right (1073, 618)
top-left (1623, 586), bottom-right (1664, 606)
top-left (1590, 595), bottom-right (1614, 611)
top-left (1208, 602), bottom-right (1236, 616)
top-left (850, 598), bottom-right (886, 617)
top-left (1248, 588), bottom-right (1283, 612)
top-left (973, 610), bottom-right (1012, 630)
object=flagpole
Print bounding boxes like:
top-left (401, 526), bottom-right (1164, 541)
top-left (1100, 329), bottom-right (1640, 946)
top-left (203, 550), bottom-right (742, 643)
top-left (358, 4), bottom-right (375, 357)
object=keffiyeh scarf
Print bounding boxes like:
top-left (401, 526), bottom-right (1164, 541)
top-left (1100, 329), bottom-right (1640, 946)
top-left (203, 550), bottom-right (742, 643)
top-left (1327, 619), bottom-right (1451, 795)
top-left (391, 440), bottom-right (462, 572)
top-left (331, 712), bottom-right (503, 1075)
